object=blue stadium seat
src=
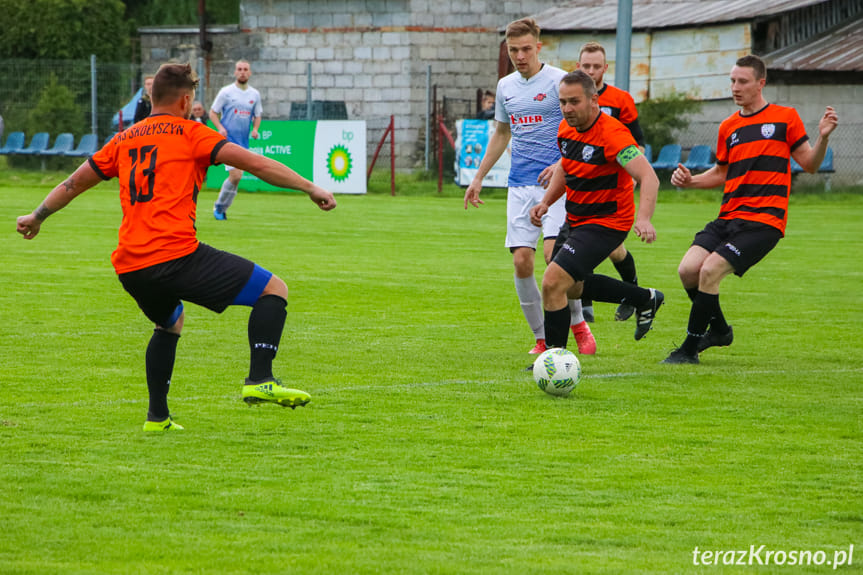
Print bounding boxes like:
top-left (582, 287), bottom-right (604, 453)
top-left (40, 133), bottom-right (75, 156)
top-left (0, 131), bottom-right (25, 155)
top-left (790, 148), bottom-right (834, 175)
top-left (65, 134), bottom-right (99, 157)
top-left (651, 144), bottom-right (681, 170)
top-left (819, 147), bottom-right (835, 173)
top-left (104, 133), bottom-right (117, 147)
top-left (18, 132), bottom-right (50, 155)
top-left (643, 144), bottom-right (652, 164)
top-left (683, 145), bottom-right (713, 172)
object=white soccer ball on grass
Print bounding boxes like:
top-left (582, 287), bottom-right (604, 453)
top-left (533, 348), bottom-right (581, 397)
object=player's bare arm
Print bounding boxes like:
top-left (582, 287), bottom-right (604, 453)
top-left (464, 121), bottom-right (511, 209)
top-left (209, 109), bottom-right (226, 137)
top-left (529, 162), bottom-right (566, 226)
top-left (537, 159), bottom-right (562, 189)
top-left (792, 106), bottom-right (838, 174)
top-left (17, 162), bottom-right (103, 239)
top-left (251, 115), bottom-right (262, 140)
top-left (216, 143), bottom-right (336, 210)
top-left (671, 163), bottom-right (728, 189)
top-left (624, 154), bottom-right (659, 243)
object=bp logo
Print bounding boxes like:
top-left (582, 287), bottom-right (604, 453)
top-left (327, 144), bottom-right (353, 182)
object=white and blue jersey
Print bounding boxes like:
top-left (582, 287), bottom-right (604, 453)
top-left (495, 64), bottom-right (565, 187)
top-left (210, 83), bottom-right (262, 149)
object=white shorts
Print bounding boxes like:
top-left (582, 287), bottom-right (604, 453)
top-left (505, 185), bottom-right (566, 249)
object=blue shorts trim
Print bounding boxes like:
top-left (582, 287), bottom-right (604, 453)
top-left (232, 264), bottom-right (273, 306)
top-left (165, 303), bottom-right (184, 328)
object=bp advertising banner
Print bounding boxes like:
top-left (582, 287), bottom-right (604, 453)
top-left (206, 120), bottom-right (367, 194)
top-left (454, 119), bottom-right (510, 187)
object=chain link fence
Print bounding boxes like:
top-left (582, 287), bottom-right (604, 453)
top-left (3, 58), bottom-right (858, 189)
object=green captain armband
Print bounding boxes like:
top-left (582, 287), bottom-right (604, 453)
top-left (616, 145), bottom-right (641, 167)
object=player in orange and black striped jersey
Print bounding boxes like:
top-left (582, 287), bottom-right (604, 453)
top-left (530, 70), bottom-right (665, 352)
top-left (17, 63), bottom-right (338, 429)
top-left (575, 42), bottom-right (645, 324)
top-left (663, 54), bottom-right (838, 364)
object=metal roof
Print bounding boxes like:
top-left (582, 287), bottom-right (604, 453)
top-left (532, 0), bottom-right (832, 31)
top-left (764, 17), bottom-right (863, 71)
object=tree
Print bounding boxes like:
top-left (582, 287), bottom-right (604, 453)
top-left (0, 0), bottom-right (130, 61)
top-left (637, 93), bottom-right (703, 151)
top-left (124, 0), bottom-right (240, 26)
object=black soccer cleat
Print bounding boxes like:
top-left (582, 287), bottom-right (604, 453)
top-left (661, 347), bottom-right (700, 365)
top-left (634, 289), bottom-right (664, 341)
top-left (697, 325), bottom-right (734, 353)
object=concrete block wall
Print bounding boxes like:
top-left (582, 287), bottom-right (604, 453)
top-left (141, 0), bottom-right (563, 169)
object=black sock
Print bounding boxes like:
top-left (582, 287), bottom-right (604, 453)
top-left (583, 274), bottom-right (651, 307)
top-left (685, 286), bottom-right (699, 302)
top-left (709, 294), bottom-right (730, 334)
top-left (681, 291), bottom-right (716, 355)
top-left (145, 329), bottom-right (180, 421)
top-left (544, 306), bottom-right (571, 349)
top-left (248, 294), bottom-right (287, 382)
top-left (581, 297), bottom-right (593, 309)
top-left (613, 251), bottom-right (638, 285)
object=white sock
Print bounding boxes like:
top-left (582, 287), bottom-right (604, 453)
top-left (216, 179), bottom-right (239, 210)
top-left (569, 298), bottom-right (584, 325)
top-left (514, 274), bottom-right (544, 340)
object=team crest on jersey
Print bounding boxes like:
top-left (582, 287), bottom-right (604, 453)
top-left (582, 145), bottom-right (595, 161)
top-left (560, 141), bottom-right (568, 155)
top-left (730, 132), bottom-right (740, 146)
top-left (534, 93), bottom-right (547, 101)
top-left (761, 123), bottom-right (776, 139)
top-left (600, 106), bottom-right (612, 116)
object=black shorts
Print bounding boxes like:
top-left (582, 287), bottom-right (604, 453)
top-left (551, 224), bottom-right (629, 282)
top-left (118, 243), bottom-right (265, 327)
top-left (692, 218), bottom-right (782, 277)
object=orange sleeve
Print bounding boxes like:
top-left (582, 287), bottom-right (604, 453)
top-left (88, 134), bottom-right (121, 180)
top-left (618, 91), bottom-right (638, 125)
top-left (604, 120), bottom-right (638, 161)
top-left (189, 123), bottom-right (228, 168)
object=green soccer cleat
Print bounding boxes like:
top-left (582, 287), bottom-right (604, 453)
top-left (142, 417), bottom-right (185, 432)
top-left (242, 378), bottom-right (311, 409)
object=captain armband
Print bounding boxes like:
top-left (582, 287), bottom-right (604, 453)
top-left (616, 145), bottom-right (641, 167)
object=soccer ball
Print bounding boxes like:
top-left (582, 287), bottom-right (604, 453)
top-left (533, 348), bottom-right (581, 397)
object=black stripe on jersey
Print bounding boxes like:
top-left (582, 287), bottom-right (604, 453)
top-left (725, 122), bottom-right (788, 150)
top-left (566, 200), bottom-right (618, 217)
top-left (559, 138), bottom-right (607, 165)
top-left (790, 134), bottom-right (809, 152)
top-left (721, 183), bottom-right (788, 205)
top-left (88, 156), bottom-right (111, 180)
top-left (210, 139), bottom-right (228, 165)
top-left (565, 172), bottom-right (619, 193)
top-left (726, 155), bottom-right (789, 180)
top-left (600, 106), bottom-right (622, 119)
top-left (719, 204), bottom-right (786, 220)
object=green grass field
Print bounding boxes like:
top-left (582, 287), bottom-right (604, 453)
top-left (1, 176), bottom-right (862, 574)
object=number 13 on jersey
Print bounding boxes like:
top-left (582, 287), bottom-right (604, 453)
top-left (128, 145), bottom-right (158, 205)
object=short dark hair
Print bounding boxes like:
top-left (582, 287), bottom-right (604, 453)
top-left (506, 18), bottom-right (541, 40)
top-left (735, 54), bottom-right (767, 81)
top-left (560, 69), bottom-right (597, 97)
top-left (579, 41), bottom-right (606, 61)
top-left (151, 63), bottom-right (199, 106)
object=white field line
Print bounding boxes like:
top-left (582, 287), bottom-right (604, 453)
top-left (13, 366), bottom-right (860, 409)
